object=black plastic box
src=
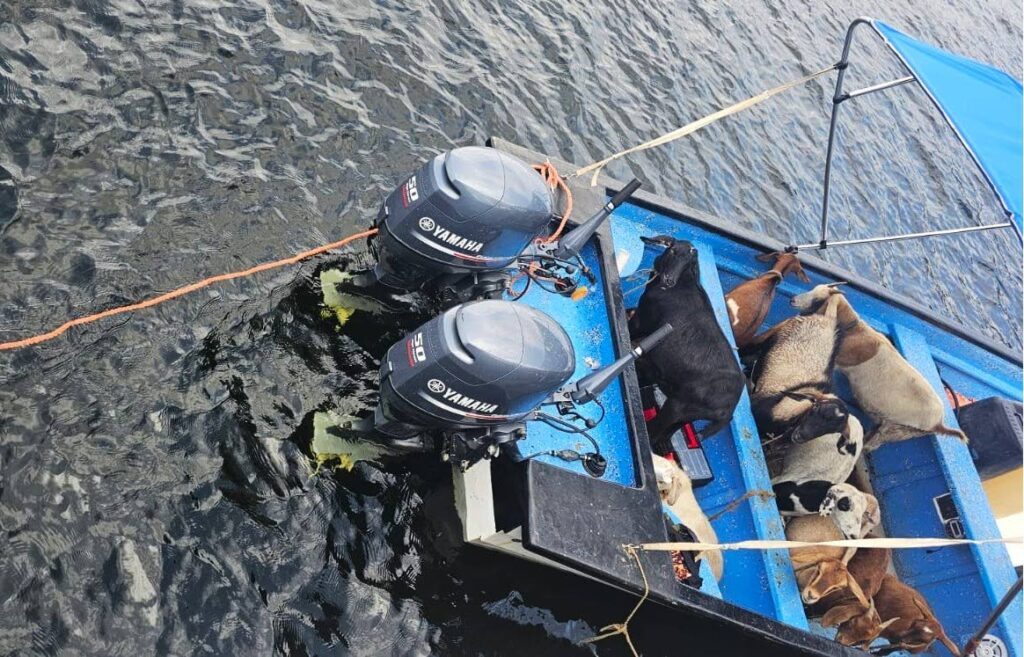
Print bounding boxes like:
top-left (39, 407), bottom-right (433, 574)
top-left (958, 397), bottom-right (1023, 479)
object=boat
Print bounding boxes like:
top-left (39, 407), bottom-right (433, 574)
top-left (449, 18), bottom-right (1023, 657)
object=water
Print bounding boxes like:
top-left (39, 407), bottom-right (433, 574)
top-left (0, 1), bottom-right (1020, 655)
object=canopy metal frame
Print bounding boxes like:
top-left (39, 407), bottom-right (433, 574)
top-left (795, 17), bottom-right (1022, 252)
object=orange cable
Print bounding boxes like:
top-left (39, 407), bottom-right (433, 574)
top-left (533, 162), bottom-right (573, 243)
top-left (0, 228), bottom-right (378, 351)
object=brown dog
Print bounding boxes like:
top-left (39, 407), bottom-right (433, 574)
top-left (810, 547), bottom-right (896, 648)
top-left (873, 574), bottom-right (961, 655)
top-left (725, 252), bottom-right (809, 348)
top-left (796, 560), bottom-right (869, 608)
top-left (786, 514), bottom-right (868, 607)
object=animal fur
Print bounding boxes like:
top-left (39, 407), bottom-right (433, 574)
top-left (630, 237), bottom-right (745, 445)
top-left (785, 514), bottom-right (867, 607)
top-left (652, 453), bottom-right (723, 579)
top-left (724, 252), bottom-right (809, 348)
top-left (809, 546), bottom-right (896, 648)
top-left (792, 285), bottom-right (968, 451)
top-left (873, 574), bottom-right (961, 656)
top-left (819, 483), bottom-right (880, 541)
top-left (772, 415), bottom-right (864, 515)
top-left (744, 308), bottom-right (846, 441)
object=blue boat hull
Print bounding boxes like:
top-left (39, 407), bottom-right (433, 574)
top-left (474, 138), bottom-right (1021, 656)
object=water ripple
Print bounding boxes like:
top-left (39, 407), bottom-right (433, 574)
top-left (0, 0), bottom-right (1020, 654)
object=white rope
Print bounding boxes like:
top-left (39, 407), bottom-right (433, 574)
top-left (634, 535), bottom-right (1023, 552)
top-left (572, 64), bottom-right (838, 186)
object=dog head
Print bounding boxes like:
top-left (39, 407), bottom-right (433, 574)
top-left (801, 560), bottom-right (868, 606)
top-left (787, 393), bottom-right (849, 444)
top-left (776, 253), bottom-right (811, 283)
top-left (651, 453), bottom-right (688, 505)
top-left (641, 236), bottom-right (698, 288)
top-left (791, 282), bottom-right (846, 312)
top-left (887, 595), bottom-right (963, 656)
top-left (820, 484), bottom-right (879, 539)
top-left (827, 601), bottom-right (899, 649)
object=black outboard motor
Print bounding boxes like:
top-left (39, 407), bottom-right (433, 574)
top-left (367, 299), bottom-right (672, 471)
top-left (373, 299), bottom-right (575, 465)
top-left (369, 146), bottom-right (642, 302)
top-left (372, 147), bottom-right (553, 292)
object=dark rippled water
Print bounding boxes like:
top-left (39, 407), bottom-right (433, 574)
top-left (1, 1), bottom-right (1021, 655)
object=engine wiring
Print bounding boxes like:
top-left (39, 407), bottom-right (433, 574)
top-left (507, 251), bottom-right (595, 300)
top-left (535, 411), bottom-right (602, 454)
top-left (515, 400), bottom-right (610, 478)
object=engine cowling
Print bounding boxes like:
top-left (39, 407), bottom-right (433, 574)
top-left (371, 147), bottom-right (554, 289)
top-left (374, 299), bottom-right (575, 439)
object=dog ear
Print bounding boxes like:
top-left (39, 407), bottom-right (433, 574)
top-left (640, 235), bottom-right (673, 247)
top-left (937, 627), bottom-right (962, 656)
top-left (664, 476), bottom-right (684, 506)
top-left (846, 573), bottom-right (870, 608)
top-left (794, 261), bottom-right (811, 284)
top-left (877, 616), bottom-right (900, 631)
top-left (863, 498), bottom-right (881, 533)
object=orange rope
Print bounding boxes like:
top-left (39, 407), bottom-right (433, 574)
top-left (0, 228), bottom-right (378, 351)
top-left (533, 162), bottom-right (573, 243)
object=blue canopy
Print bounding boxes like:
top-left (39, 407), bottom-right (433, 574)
top-left (873, 21), bottom-right (1023, 233)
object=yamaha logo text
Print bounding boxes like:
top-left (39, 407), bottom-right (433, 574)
top-left (417, 219), bottom-right (484, 253)
top-left (426, 379), bottom-right (499, 414)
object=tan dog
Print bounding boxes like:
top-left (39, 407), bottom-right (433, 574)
top-left (725, 252), bottom-right (809, 348)
top-left (746, 308), bottom-right (846, 442)
top-left (651, 454), bottom-right (723, 579)
top-left (791, 285), bottom-right (968, 450)
top-left (786, 514), bottom-right (868, 607)
top-left (873, 574), bottom-right (961, 655)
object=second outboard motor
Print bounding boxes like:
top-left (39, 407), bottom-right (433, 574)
top-left (366, 298), bottom-right (672, 471)
top-left (372, 147), bottom-right (554, 291)
top-left (373, 299), bottom-right (575, 464)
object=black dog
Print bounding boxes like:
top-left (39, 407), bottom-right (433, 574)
top-left (630, 236), bottom-right (745, 449)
